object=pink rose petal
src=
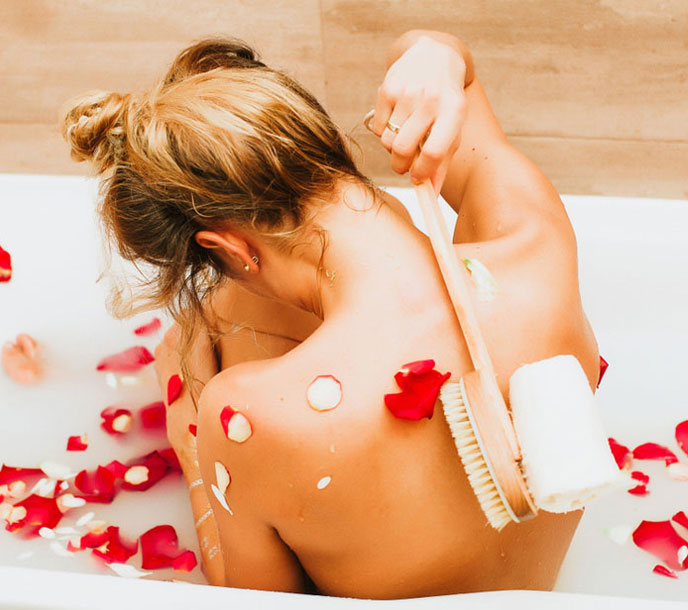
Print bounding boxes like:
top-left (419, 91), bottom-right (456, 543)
top-left (133, 318), bottom-right (161, 336)
top-left (384, 359), bottom-right (451, 421)
top-left (676, 420), bottom-right (688, 459)
top-left (0, 244), bottom-right (12, 282)
top-left (632, 442), bottom-right (679, 466)
top-left (167, 374), bottom-right (183, 406)
top-left (608, 438), bottom-right (633, 470)
top-left (100, 407), bottom-right (133, 435)
top-left (632, 520), bottom-right (688, 571)
top-left (1, 334), bottom-right (42, 385)
top-left (140, 524), bottom-right (191, 569)
top-left (139, 401), bottom-right (166, 430)
top-left (96, 346), bottom-right (154, 373)
top-left (67, 434), bottom-right (89, 452)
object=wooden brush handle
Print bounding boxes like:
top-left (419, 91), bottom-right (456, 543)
top-left (413, 179), bottom-right (521, 458)
top-left (413, 180), bottom-right (494, 373)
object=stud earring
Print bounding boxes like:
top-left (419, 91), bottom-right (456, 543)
top-left (252, 255), bottom-right (259, 265)
top-left (243, 264), bottom-right (249, 272)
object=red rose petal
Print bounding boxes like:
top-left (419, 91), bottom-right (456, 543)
top-left (140, 524), bottom-right (191, 569)
top-left (171, 549), bottom-right (197, 572)
top-left (6, 495), bottom-right (63, 535)
top-left (0, 466), bottom-right (43, 486)
top-left (104, 460), bottom-right (128, 479)
top-left (653, 564), bottom-right (678, 579)
top-left (608, 438), bottom-right (633, 470)
top-left (632, 442), bottom-right (679, 466)
top-left (139, 401), bottom-right (166, 430)
top-left (167, 374), bottom-right (183, 406)
top-left (384, 361), bottom-right (451, 421)
top-left (400, 359), bottom-right (436, 375)
top-left (81, 526), bottom-right (138, 564)
top-left (627, 484), bottom-right (649, 496)
top-left (676, 420), bottom-right (688, 458)
top-left (631, 470), bottom-right (650, 485)
top-left (597, 355), bottom-right (609, 388)
top-left (0, 244), bottom-right (12, 282)
top-left (188, 424), bottom-right (197, 437)
top-left (79, 529), bottom-right (108, 550)
top-left (74, 467), bottom-right (116, 503)
top-left (120, 450), bottom-right (171, 491)
top-left (673, 511), bottom-right (688, 530)
top-left (100, 407), bottom-right (133, 435)
top-left (96, 346), bottom-right (154, 373)
top-left (67, 434), bottom-right (88, 452)
top-left (632, 520), bottom-right (688, 571)
top-left (157, 448), bottom-right (182, 472)
top-left (133, 318), bottom-right (162, 336)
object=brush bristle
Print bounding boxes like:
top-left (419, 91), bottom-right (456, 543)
top-left (440, 382), bottom-right (512, 531)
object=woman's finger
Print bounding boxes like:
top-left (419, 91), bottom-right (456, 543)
top-left (410, 100), bottom-right (465, 184)
top-left (371, 83), bottom-right (397, 137)
top-left (379, 92), bottom-right (418, 152)
top-left (389, 100), bottom-right (437, 175)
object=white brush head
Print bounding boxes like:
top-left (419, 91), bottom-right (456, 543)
top-left (509, 355), bottom-right (623, 512)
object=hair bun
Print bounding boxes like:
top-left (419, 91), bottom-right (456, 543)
top-left (60, 91), bottom-right (130, 173)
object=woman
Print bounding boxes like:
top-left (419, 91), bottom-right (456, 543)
top-left (61, 29), bottom-right (600, 597)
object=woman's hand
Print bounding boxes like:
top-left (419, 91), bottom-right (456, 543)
top-left (154, 322), bottom-right (218, 469)
top-left (371, 35), bottom-right (468, 194)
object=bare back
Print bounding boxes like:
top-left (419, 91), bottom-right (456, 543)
top-left (196, 77), bottom-right (599, 597)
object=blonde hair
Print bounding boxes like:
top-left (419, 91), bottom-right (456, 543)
top-left (60, 38), bottom-right (378, 393)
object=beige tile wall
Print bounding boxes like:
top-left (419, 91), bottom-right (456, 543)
top-left (1, 0), bottom-right (686, 197)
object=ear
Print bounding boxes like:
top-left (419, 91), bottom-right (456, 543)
top-left (194, 230), bottom-right (255, 271)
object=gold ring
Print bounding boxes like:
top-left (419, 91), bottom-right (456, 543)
top-left (386, 120), bottom-right (401, 134)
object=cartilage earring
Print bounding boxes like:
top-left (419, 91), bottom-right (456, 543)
top-left (244, 255), bottom-right (259, 272)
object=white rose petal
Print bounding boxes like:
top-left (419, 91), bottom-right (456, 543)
top-left (108, 563), bottom-right (153, 579)
top-left (211, 484), bottom-right (233, 515)
top-left (307, 376), bottom-right (342, 412)
top-left (40, 461), bottom-right (77, 481)
top-left (215, 462), bottom-right (231, 495)
top-left (463, 258), bottom-right (499, 301)
top-left (226, 413), bottom-right (252, 443)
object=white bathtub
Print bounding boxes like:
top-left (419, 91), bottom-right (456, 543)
top-left (1, 174), bottom-right (687, 608)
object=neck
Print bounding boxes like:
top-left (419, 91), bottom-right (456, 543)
top-left (294, 182), bottom-right (439, 322)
